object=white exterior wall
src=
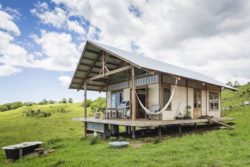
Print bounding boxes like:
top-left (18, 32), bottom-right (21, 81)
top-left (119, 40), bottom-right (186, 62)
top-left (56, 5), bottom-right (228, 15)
top-left (106, 91), bottom-right (111, 108)
top-left (148, 83), bottom-right (160, 107)
top-left (123, 88), bottom-right (130, 101)
top-left (188, 88), bottom-right (194, 119)
top-left (163, 86), bottom-right (188, 120)
top-left (106, 83), bottom-right (221, 120)
top-left (201, 90), bottom-right (207, 116)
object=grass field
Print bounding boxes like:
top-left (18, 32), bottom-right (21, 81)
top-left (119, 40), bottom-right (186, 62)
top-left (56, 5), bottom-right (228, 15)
top-left (1, 85), bottom-right (250, 167)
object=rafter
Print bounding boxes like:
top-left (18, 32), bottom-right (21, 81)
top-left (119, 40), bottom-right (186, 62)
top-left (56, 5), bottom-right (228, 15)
top-left (77, 51), bottom-right (102, 90)
top-left (88, 65), bottom-right (132, 81)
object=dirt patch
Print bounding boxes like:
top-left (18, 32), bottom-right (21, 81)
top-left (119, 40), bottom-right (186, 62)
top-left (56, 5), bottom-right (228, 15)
top-left (130, 142), bottom-right (144, 148)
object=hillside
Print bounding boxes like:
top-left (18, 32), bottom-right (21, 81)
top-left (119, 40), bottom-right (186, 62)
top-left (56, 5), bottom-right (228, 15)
top-left (1, 85), bottom-right (250, 166)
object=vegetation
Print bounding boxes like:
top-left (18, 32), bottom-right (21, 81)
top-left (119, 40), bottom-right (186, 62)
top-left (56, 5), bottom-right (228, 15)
top-left (0, 98), bottom-right (75, 112)
top-left (1, 85), bottom-right (250, 166)
top-left (0, 102), bottom-right (23, 112)
top-left (90, 97), bottom-right (106, 112)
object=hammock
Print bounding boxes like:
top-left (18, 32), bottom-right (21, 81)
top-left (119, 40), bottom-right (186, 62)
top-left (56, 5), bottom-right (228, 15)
top-left (135, 77), bottom-right (179, 115)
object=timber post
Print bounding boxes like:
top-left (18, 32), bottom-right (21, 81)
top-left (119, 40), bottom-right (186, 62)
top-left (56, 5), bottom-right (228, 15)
top-left (84, 82), bottom-right (87, 137)
top-left (158, 126), bottom-right (162, 137)
top-left (132, 126), bottom-right (136, 139)
top-left (131, 66), bottom-right (136, 121)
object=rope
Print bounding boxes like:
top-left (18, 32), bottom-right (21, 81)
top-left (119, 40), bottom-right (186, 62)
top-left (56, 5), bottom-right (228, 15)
top-left (135, 77), bottom-right (179, 115)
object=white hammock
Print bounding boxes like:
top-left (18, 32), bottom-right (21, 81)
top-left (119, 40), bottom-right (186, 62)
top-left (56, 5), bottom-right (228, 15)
top-left (135, 77), bottom-right (178, 115)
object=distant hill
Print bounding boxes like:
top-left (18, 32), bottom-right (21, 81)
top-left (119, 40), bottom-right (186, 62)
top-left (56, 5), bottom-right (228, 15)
top-left (222, 83), bottom-right (250, 107)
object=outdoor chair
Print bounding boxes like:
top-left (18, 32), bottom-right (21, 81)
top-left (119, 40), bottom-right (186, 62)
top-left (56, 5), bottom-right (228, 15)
top-left (147, 104), bottom-right (161, 120)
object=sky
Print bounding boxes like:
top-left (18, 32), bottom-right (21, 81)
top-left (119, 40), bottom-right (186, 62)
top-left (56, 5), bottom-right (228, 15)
top-left (0, 0), bottom-right (250, 104)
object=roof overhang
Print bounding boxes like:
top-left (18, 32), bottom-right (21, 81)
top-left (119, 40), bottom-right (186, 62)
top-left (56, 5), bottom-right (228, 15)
top-left (69, 40), bottom-right (238, 92)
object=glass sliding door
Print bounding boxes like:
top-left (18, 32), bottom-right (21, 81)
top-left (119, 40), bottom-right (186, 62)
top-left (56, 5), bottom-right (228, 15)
top-left (111, 91), bottom-right (123, 108)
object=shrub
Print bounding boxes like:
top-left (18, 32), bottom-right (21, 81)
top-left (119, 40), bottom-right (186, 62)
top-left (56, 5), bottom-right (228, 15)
top-left (60, 98), bottom-right (67, 103)
top-left (68, 98), bottom-right (73, 103)
top-left (83, 99), bottom-right (92, 108)
top-left (48, 100), bottom-right (56, 104)
top-left (90, 136), bottom-right (99, 145)
top-left (153, 137), bottom-right (161, 144)
top-left (90, 97), bottom-right (106, 112)
top-left (23, 102), bottom-right (36, 106)
top-left (24, 109), bottom-right (52, 118)
top-left (0, 102), bottom-right (23, 112)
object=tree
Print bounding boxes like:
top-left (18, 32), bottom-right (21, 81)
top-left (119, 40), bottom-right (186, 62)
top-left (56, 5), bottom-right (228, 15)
top-left (48, 100), bottom-right (56, 104)
top-left (68, 98), bottom-right (73, 103)
top-left (61, 98), bottom-right (67, 103)
top-left (83, 99), bottom-right (92, 107)
top-left (234, 81), bottom-right (240, 87)
top-left (226, 81), bottom-right (233, 86)
top-left (90, 97), bottom-right (106, 112)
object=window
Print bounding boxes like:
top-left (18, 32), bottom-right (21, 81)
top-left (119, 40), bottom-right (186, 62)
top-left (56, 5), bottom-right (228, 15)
top-left (163, 87), bottom-right (171, 110)
top-left (209, 92), bottom-right (219, 110)
top-left (111, 91), bottom-right (123, 108)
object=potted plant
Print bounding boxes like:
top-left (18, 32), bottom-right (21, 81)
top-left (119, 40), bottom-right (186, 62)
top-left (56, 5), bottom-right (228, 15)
top-left (183, 105), bottom-right (192, 119)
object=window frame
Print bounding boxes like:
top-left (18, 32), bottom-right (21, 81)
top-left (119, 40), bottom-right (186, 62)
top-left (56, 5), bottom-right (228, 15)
top-left (209, 92), bottom-right (219, 111)
top-left (111, 90), bottom-right (123, 108)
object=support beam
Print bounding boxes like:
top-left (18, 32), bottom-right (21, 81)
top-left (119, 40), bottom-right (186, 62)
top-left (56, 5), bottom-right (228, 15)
top-left (131, 66), bottom-right (136, 121)
top-left (78, 53), bottom-right (101, 90)
top-left (88, 65), bottom-right (132, 81)
top-left (132, 126), bottom-right (136, 139)
top-left (99, 61), bottom-right (127, 91)
top-left (158, 126), bottom-right (162, 137)
top-left (83, 82), bottom-right (87, 137)
top-left (178, 124), bottom-right (182, 133)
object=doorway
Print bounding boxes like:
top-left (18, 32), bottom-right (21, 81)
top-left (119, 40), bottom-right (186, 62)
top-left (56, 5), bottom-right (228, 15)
top-left (136, 87), bottom-right (148, 119)
top-left (193, 89), bottom-right (202, 119)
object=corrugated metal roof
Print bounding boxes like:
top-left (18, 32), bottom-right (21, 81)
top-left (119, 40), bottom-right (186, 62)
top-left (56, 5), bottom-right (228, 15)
top-left (69, 40), bottom-right (237, 91)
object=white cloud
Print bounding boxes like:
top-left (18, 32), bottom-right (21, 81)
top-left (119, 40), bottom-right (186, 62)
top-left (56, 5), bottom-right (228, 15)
top-left (67, 19), bottom-right (85, 35)
top-left (0, 64), bottom-right (22, 77)
top-left (0, 10), bottom-right (20, 35)
top-left (58, 75), bottom-right (71, 87)
top-left (31, 3), bottom-right (67, 28)
top-left (32, 31), bottom-right (81, 71)
top-left (50, 0), bottom-right (250, 83)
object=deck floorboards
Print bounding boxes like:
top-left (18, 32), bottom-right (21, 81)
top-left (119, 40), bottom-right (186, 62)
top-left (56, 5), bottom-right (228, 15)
top-left (73, 117), bottom-right (233, 127)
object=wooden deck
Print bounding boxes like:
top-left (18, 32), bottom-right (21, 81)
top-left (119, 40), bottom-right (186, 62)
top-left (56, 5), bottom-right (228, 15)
top-left (73, 117), bottom-right (234, 127)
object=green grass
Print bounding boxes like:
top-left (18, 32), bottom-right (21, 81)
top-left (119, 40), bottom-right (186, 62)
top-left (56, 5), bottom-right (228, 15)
top-left (1, 85), bottom-right (250, 166)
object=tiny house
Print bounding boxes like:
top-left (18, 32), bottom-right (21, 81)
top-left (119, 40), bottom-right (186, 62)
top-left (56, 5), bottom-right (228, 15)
top-left (70, 40), bottom-right (236, 138)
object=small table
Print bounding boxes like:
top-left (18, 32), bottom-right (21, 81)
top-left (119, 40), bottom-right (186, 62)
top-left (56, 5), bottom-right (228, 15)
top-left (105, 108), bottom-right (118, 119)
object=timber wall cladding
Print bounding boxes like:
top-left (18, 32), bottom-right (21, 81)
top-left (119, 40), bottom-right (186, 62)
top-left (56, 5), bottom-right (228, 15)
top-left (162, 74), bottom-right (186, 86)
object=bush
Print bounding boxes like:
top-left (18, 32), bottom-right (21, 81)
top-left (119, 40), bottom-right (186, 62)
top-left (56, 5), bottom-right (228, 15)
top-left (83, 99), bottom-right (92, 108)
top-left (90, 97), bottom-right (106, 112)
top-left (90, 136), bottom-right (99, 145)
top-left (24, 109), bottom-right (51, 118)
top-left (60, 98), bottom-right (67, 103)
top-left (68, 98), bottom-right (73, 103)
top-left (0, 102), bottom-right (23, 112)
top-left (23, 102), bottom-right (36, 106)
top-left (48, 100), bottom-right (56, 104)
top-left (153, 137), bottom-right (161, 144)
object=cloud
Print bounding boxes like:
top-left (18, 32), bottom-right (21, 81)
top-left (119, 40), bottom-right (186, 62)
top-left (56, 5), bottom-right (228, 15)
top-left (0, 10), bottom-right (20, 35)
top-left (31, 2), bottom-right (67, 28)
top-left (67, 19), bottom-right (85, 35)
top-left (58, 75), bottom-right (71, 87)
top-left (0, 7), bottom-right (31, 77)
top-left (0, 64), bottom-right (22, 77)
top-left (32, 31), bottom-right (81, 71)
top-left (2, 0), bottom-right (250, 85)
top-left (49, 0), bottom-right (250, 83)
